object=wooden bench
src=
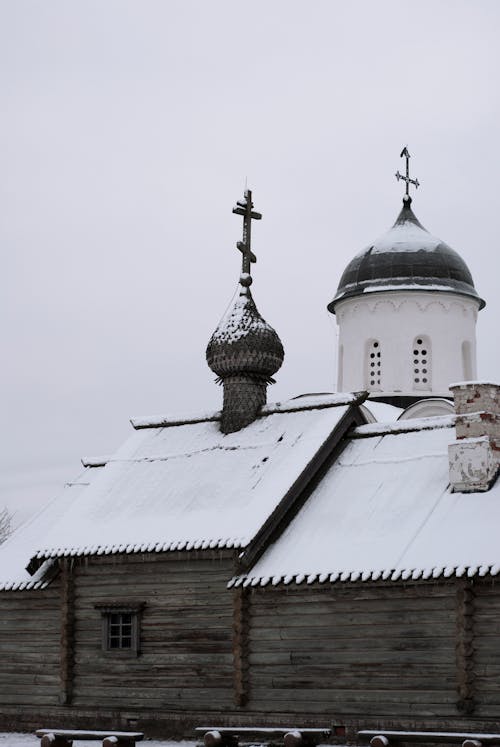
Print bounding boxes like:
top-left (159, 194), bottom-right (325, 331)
top-left (195, 726), bottom-right (331, 747)
top-left (358, 731), bottom-right (500, 747)
top-left (36, 729), bottom-right (144, 747)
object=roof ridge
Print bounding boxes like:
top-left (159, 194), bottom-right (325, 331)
top-left (352, 413), bottom-right (455, 438)
top-left (131, 392), bottom-right (367, 430)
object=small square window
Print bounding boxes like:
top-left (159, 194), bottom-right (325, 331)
top-left (95, 603), bottom-right (145, 655)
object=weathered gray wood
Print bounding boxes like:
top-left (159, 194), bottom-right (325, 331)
top-left (70, 551), bottom-right (236, 710)
top-left (247, 581), bottom-right (458, 718)
top-left (455, 578), bottom-right (476, 715)
top-left (232, 587), bottom-right (249, 706)
top-left (0, 585), bottom-right (61, 707)
top-left (59, 559), bottom-right (75, 705)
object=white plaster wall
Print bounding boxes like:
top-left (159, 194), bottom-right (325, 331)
top-left (335, 291), bottom-right (479, 396)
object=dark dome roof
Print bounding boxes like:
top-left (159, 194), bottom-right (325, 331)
top-left (328, 197), bottom-right (484, 313)
top-left (206, 286), bottom-right (284, 380)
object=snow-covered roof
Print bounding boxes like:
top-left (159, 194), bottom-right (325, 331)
top-left (0, 467), bottom-right (104, 591)
top-left (231, 417), bottom-right (500, 588)
top-left (0, 394), bottom-right (363, 589)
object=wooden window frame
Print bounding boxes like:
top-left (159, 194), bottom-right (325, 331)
top-left (94, 602), bottom-right (145, 656)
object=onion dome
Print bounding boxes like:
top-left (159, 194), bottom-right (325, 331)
top-left (206, 188), bottom-right (284, 433)
top-left (328, 195), bottom-right (484, 313)
top-left (207, 285), bottom-right (284, 382)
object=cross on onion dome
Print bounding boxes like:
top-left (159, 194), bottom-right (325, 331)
top-left (395, 146), bottom-right (420, 198)
top-left (232, 189), bottom-right (262, 287)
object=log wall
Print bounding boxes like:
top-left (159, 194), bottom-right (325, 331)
top-left (0, 583), bottom-right (61, 707)
top-left (71, 551), bottom-right (235, 711)
top-left (473, 577), bottom-right (500, 719)
top-left (2, 560), bottom-right (500, 735)
top-left (247, 582), bottom-right (460, 720)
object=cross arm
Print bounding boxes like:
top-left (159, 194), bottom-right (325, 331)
top-left (237, 241), bottom-right (256, 263)
top-left (232, 206), bottom-right (262, 220)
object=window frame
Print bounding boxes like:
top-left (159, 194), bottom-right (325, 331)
top-left (94, 602), bottom-right (145, 656)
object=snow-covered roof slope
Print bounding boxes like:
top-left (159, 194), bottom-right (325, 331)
top-left (231, 420), bottom-right (500, 588)
top-left (0, 468), bottom-right (103, 591)
top-left (17, 396), bottom-right (360, 576)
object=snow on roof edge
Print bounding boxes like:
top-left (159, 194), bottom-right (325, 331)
top-left (228, 564), bottom-right (500, 589)
top-left (131, 392), bottom-right (367, 430)
top-left (352, 414), bottom-right (455, 438)
top-left (29, 536), bottom-right (245, 571)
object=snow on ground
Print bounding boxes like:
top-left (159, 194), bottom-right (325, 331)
top-left (0, 735), bottom-right (197, 746)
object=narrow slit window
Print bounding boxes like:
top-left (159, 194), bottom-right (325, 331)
top-left (365, 340), bottom-right (382, 391)
top-left (412, 336), bottom-right (432, 391)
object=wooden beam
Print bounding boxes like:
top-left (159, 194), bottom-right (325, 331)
top-left (59, 558), bottom-right (74, 706)
top-left (232, 586), bottom-right (249, 707)
top-left (455, 577), bottom-right (476, 714)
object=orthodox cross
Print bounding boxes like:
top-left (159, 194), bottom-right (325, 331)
top-left (232, 189), bottom-right (262, 281)
top-left (395, 147), bottom-right (420, 197)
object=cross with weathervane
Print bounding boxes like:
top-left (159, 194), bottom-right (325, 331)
top-left (233, 189), bottom-right (262, 283)
top-left (395, 147), bottom-right (420, 197)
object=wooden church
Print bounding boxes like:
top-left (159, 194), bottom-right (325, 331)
top-left (1, 154), bottom-right (500, 740)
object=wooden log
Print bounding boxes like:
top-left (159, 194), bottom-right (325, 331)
top-left (59, 558), bottom-right (75, 706)
top-left (40, 735), bottom-right (73, 747)
top-left (370, 737), bottom-right (389, 747)
top-left (455, 577), bottom-right (476, 714)
top-left (232, 587), bottom-right (249, 707)
top-left (203, 731), bottom-right (224, 747)
top-left (284, 730), bottom-right (303, 747)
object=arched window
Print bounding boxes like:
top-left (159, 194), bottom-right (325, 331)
top-left (412, 336), bottom-right (431, 390)
top-left (462, 341), bottom-right (473, 380)
top-left (365, 339), bottom-right (381, 390)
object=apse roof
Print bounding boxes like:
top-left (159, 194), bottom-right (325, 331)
top-left (329, 196), bottom-right (484, 311)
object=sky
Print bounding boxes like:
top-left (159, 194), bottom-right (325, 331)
top-left (1, 0), bottom-right (500, 528)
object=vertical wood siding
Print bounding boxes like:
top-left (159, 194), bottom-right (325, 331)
top-left (0, 585), bottom-right (61, 706)
top-left (71, 552), bottom-right (235, 711)
top-left (247, 582), bottom-right (458, 718)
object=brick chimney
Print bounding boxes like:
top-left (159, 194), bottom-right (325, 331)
top-left (449, 382), bottom-right (500, 492)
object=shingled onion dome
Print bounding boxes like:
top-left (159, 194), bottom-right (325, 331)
top-left (207, 190), bottom-right (284, 434)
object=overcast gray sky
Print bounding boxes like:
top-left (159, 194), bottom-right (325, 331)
top-left (2, 0), bottom-right (500, 527)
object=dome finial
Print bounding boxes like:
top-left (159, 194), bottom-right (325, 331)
top-left (232, 188), bottom-right (261, 290)
top-left (395, 146), bottom-right (420, 203)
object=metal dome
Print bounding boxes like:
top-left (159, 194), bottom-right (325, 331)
top-left (328, 196), bottom-right (484, 313)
